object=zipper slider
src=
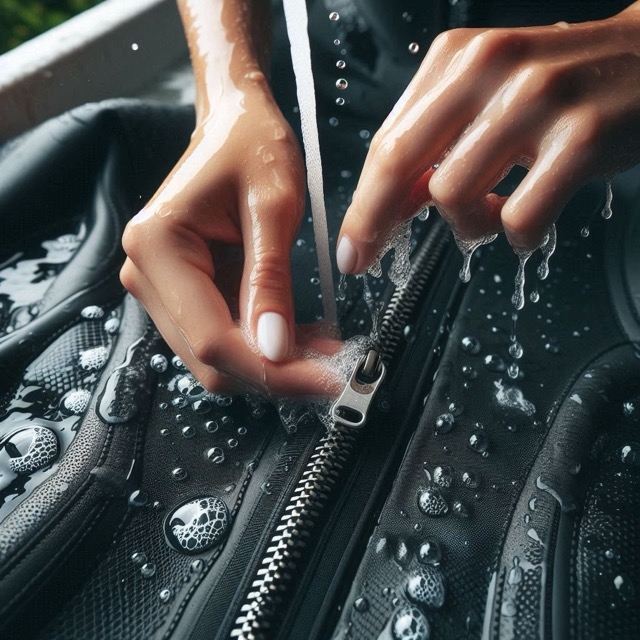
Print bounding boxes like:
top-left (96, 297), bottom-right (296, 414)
top-left (331, 349), bottom-right (386, 429)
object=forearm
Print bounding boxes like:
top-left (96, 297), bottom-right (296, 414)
top-left (177, 0), bottom-right (272, 124)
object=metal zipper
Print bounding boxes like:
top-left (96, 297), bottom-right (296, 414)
top-left (229, 218), bottom-right (451, 639)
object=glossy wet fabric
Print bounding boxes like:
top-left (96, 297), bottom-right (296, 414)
top-left (0, 97), bottom-right (638, 640)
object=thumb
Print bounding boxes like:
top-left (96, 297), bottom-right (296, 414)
top-left (240, 188), bottom-right (301, 363)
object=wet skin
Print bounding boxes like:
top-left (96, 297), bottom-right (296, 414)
top-left (122, 0), bottom-right (640, 397)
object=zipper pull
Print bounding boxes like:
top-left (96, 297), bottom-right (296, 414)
top-left (331, 349), bottom-right (386, 429)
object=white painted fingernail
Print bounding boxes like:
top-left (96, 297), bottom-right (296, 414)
top-left (257, 312), bottom-right (289, 362)
top-left (336, 236), bottom-right (357, 273)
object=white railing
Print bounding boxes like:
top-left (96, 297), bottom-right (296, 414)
top-left (0, 0), bottom-right (189, 142)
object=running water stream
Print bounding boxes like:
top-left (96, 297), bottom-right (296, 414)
top-left (282, 0), bottom-right (337, 324)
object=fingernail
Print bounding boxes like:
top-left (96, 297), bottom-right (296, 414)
top-left (257, 312), bottom-right (289, 362)
top-left (336, 236), bottom-right (358, 273)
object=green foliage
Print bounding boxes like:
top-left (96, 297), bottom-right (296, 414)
top-left (0, 0), bottom-right (103, 54)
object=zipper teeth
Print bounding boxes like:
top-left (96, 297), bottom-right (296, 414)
top-left (230, 427), bottom-right (357, 640)
top-left (229, 219), bottom-right (451, 639)
top-left (377, 217), bottom-right (451, 364)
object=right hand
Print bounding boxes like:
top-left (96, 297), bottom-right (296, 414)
top-left (121, 79), bottom-right (342, 397)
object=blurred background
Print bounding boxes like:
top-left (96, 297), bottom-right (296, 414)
top-left (0, 0), bottom-right (102, 53)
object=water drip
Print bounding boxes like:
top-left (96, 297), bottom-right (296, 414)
top-left (601, 179), bottom-right (613, 219)
top-left (512, 248), bottom-right (532, 310)
top-left (536, 224), bottom-right (556, 281)
top-left (453, 232), bottom-right (497, 283)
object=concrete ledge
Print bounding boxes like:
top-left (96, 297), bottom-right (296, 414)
top-left (0, 0), bottom-right (188, 142)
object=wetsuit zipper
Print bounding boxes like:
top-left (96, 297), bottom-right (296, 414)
top-left (229, 218), bottom-right (451, 639)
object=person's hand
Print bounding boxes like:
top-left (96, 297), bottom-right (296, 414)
top-left (336, 5), bottom-right (640, 274)
top-left (121, 82), bottom-right (342, 396)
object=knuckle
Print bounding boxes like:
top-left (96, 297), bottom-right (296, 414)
top-left (190, 336), bottom-right (225, 366)
top-left (465, 29), bottom-right (523, 68)
top-left (431, 28), bottom-right (470, 56)
top-left (429, 173), bottom-right (463, 211)
top-left (371, 135), bottom-right (412, 181)
top-left (249, 250), bottom-right (291, 293)
top-left (119, 260), bottom-right (139, 295)
top-left (121, 220), bottom-right (148, 263)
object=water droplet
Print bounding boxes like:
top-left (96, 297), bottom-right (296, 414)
top-left (605, 549), bottom-right (617, 560)
top-left (460, 336), bottom-right (481, 355)
top-left (131, 551), bottom-right (147, 565)
top-left (79, 345), bottom-right (109, 371)
top-left (335, 97), bottom-right (345, 106)
top-left (391, 605), bottom-right (431, 640)
top-left (544, 342), bottom-right (560, 355)
top-left (205, 420), bottom-right (219, 433)
top-left (508, 557), bottom-right (523, 585)
top-left (462, 365), bottom-right (477, 380)
top-left (601, 179), bottom-right (613, 219)
top-left (140, 563), bottom-right (156, 578)
top-left (164, 496), bottom-right (230, 554)
top-left (433, 465), bottom-right (454, 488)
top-left (469, 431), bottom-right (488, 453)
top-left (417, 486), bottom-right (448, 516)
top-left (461, 471), bottom-right (480, 489)
top-left (434, 413), bottom-right (455, 434)
top-left (483, 354), bottom-right (506, 372)
top-left (159, 588), bottom-right (172, 604)
top-left (507, 363), bottom-right (519, 379)
top-left (580, 226), bottom-right (590, 238)
top-left (131, 42), bottom-right (139, 51)
top-left (494, 379), bottom-right (536, 416)
top-left (181, 425), bottom-right (196, 439)
top-left (177, 375), bottom-right (205, 398)
top-left (501, 598), bottom-right (517, 617)
top-left (104, 317), bottom-right (120, 334)
top-left (329, 116), bottom-right (339, 127)
top-left (359, 129), bottom-right (370, 140)
top-left (329, 11), bottom-right (340, 21)
top-left (190, 558), bottom-right (205, 574)
top-left (402, 11), bottom-right (413, 22)
top-left (192, 399), bottom-right (211, 415)
top-left (353, 596), bottom-right (369, 612)
top-left (452, 500), bottom-right (469, 518)
top-left (406, 565), bottom-right (445, 609)
top-left (227, 438), bottom-right (238, 448)
top-left (150, 354), bottom-right (168, 372)
top-left (171, 355), bottom-right (186, 370)
top-left (530, 290), bottom-right (540, 303)
top-left (336, 59), bottom-right (346, 69)
top-left (418, 538), bottom-right (442, 566)
top-left (171, 467), bottom-right (188, 481)
top-left (61, 389), bottom-right (91, 415)
top-left (81, 305), bottom-right (104, 319)
top-left (418, 207), bottom-right (430, 221)
top-left (336, 78), bottom-right (348, 90)
top-left (333, 38), bottom-right (341, 46)
top-left (128, 489), bottom-right (149, 508)
top-left (509, 341), bottom-right (523, 360)
top-left (4, 426), bottom-right (59, 474)
top-left (408, 42), bottom-right (420, 54)
top-left (620, 443), bottom-right (639, 467)
top-left (205, 447), bottom-right (225, 464)
top-left (537, 224), bottom-right (556, 281)
top-left (613, 574), bottom-right (635, 602)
